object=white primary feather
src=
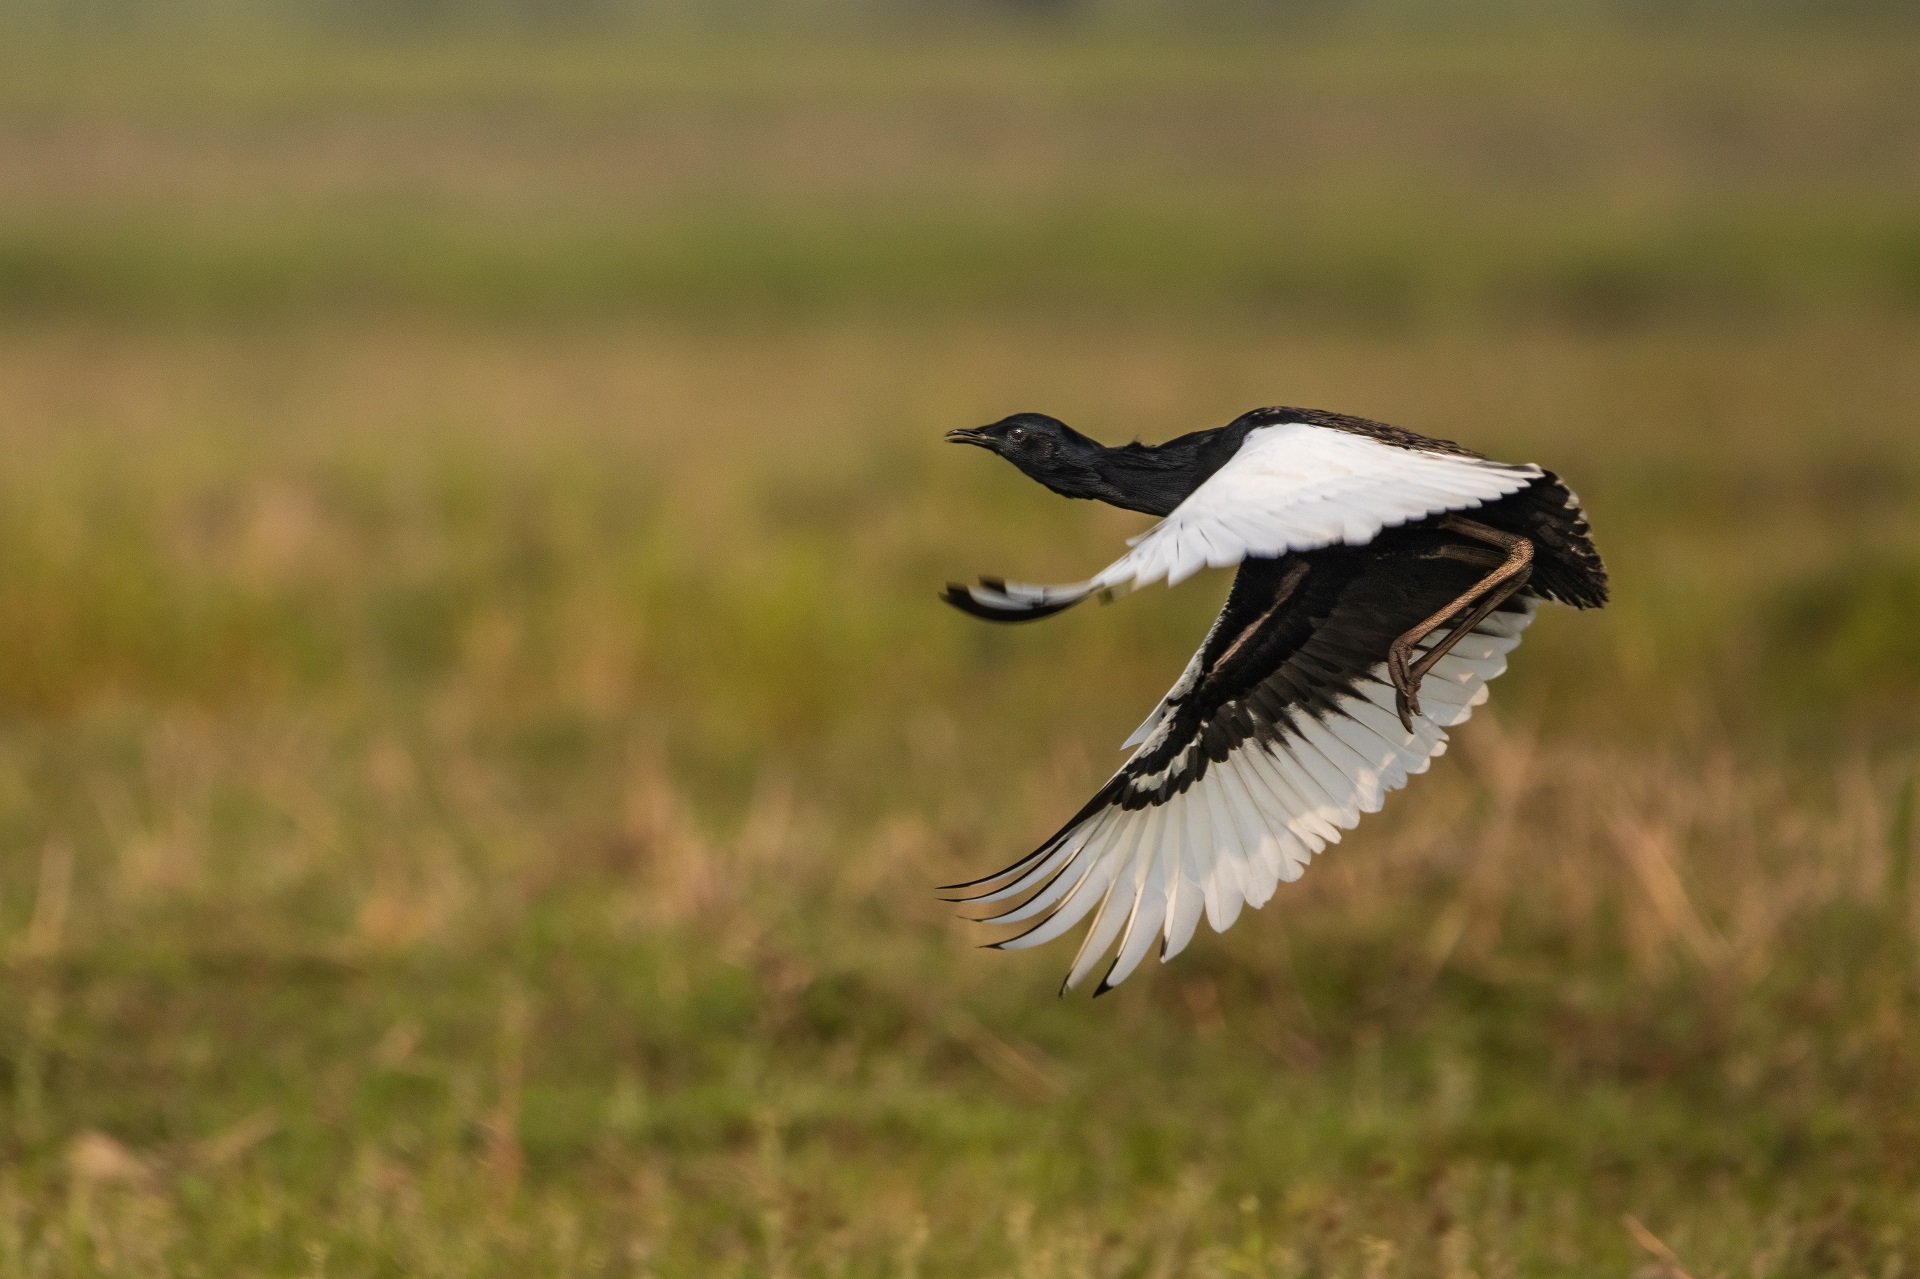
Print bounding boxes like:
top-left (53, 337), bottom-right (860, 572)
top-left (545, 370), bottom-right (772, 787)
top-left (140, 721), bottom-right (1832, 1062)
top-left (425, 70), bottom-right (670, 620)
top-left (1198, 780), bottom-right (1247, 931)
top-left (1067, 806), bottom-right (1167, 983)
top-left (1064, 809), bottom-right (1159, 987)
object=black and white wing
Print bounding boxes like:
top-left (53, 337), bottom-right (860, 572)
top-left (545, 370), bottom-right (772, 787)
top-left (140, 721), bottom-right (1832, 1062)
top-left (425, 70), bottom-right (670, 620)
top-left (949, 539), bottom-right (1536, 993)
top-left (947, 420), bottom-right (1540, 620)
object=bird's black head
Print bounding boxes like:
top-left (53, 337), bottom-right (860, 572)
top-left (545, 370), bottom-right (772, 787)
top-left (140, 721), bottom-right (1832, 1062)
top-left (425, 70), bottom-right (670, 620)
top-left (945, 413), bottom-right (1109, 499)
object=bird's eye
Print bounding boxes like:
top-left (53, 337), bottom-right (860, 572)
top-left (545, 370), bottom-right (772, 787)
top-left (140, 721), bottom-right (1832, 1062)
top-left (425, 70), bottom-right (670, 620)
top-left (1007, 427), bottom-right (1027, 443)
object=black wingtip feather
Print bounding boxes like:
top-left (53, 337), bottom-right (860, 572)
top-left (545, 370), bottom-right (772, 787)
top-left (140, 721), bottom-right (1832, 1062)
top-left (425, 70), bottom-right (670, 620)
top-left (937, 842), bottom-right (1057, 894)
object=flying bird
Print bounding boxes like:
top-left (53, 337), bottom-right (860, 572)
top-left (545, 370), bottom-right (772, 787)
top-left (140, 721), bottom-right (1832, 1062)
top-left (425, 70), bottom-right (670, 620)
top-left (942, 406), bottom-right (1606, 995)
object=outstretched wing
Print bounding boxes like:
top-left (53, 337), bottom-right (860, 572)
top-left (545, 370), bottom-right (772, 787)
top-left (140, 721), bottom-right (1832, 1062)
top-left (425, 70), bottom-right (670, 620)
top-left (948, 534), bottom-right (1536, 993)
top-left (946, 421), bottom-right (1540, 620)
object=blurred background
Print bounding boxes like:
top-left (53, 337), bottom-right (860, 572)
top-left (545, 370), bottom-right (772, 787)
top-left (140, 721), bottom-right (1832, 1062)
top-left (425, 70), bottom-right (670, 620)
top-left (0, 1), bottom-right (1917, 1274)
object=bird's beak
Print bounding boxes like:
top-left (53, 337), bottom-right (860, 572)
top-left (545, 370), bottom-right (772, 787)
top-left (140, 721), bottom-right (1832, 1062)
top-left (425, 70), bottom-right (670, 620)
top-left (945, 427), bottom-right (994, 449)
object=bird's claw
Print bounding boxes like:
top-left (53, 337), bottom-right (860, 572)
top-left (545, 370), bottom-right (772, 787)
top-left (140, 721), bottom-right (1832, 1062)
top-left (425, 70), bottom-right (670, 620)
top-left (1393, 685), bottom-right (1421, 733)
top-left (1387, 647), bottom-right (1422, 732)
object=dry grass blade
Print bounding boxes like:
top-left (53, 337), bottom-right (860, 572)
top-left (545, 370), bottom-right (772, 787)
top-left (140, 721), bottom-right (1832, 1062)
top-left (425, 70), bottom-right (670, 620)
top-left (1609, 812), bottom-right (1731, 969)
top-left (949, 1012), bottom-right (1065, 1100)
top-left (20, 842), bottom-right (73, 961)
top-left (1622, 1214), bottom-right (1696, 1279)
top-left (196, 1110), bottom-right (282, 1169)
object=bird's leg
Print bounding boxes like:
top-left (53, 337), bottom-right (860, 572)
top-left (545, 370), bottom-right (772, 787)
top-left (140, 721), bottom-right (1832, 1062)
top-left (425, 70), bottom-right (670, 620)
top-left (1387, 517), bottom-right (1535, 730)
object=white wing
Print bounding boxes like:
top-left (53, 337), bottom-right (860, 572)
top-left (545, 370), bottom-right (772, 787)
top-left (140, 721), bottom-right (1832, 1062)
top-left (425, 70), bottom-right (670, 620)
top-left (1099, 423), bottom-right (1540, 590)
top-left (951, 423), bottom-right (1540, 616)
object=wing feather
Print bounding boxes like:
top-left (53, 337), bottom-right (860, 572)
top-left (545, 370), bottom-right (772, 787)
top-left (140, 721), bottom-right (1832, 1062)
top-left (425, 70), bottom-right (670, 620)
top-left (966, 595), bottom-right (1542, 991)
top-left (1063, 809), bottom-right (1159, 987)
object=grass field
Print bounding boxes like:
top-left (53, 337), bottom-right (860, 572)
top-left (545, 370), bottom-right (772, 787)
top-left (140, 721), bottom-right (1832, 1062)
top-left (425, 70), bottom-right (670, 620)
top-left (2, 15), bottom-right (1919, 1277)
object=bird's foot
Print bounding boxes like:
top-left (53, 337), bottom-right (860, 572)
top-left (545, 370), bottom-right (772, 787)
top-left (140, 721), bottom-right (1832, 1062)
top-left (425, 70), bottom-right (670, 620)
top-left (1392, 681), bottom-right (1423, 733)
top-left (1386, 643), bottom-right (1423, 732)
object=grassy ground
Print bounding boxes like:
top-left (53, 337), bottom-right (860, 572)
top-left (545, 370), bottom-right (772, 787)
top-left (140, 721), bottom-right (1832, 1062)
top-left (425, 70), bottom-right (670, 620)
top-left (2, 19), bottom-right (1919, 1278)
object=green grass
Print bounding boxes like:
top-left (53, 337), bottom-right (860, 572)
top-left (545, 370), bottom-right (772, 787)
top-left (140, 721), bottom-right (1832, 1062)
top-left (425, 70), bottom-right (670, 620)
top-left (1, 201), bottom-right (1915, 322)
top-left (1, 21), bottom-right (1919, 1278)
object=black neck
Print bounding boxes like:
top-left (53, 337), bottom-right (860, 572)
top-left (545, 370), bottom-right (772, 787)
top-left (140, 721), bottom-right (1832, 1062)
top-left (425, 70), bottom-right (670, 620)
top-left (1047, 420), bottom-right (1261, 517)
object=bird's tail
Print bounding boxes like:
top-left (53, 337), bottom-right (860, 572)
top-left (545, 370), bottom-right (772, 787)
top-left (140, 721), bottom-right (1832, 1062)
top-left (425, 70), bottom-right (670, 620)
top-left (941, 576), bottom-right (1121, 622)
